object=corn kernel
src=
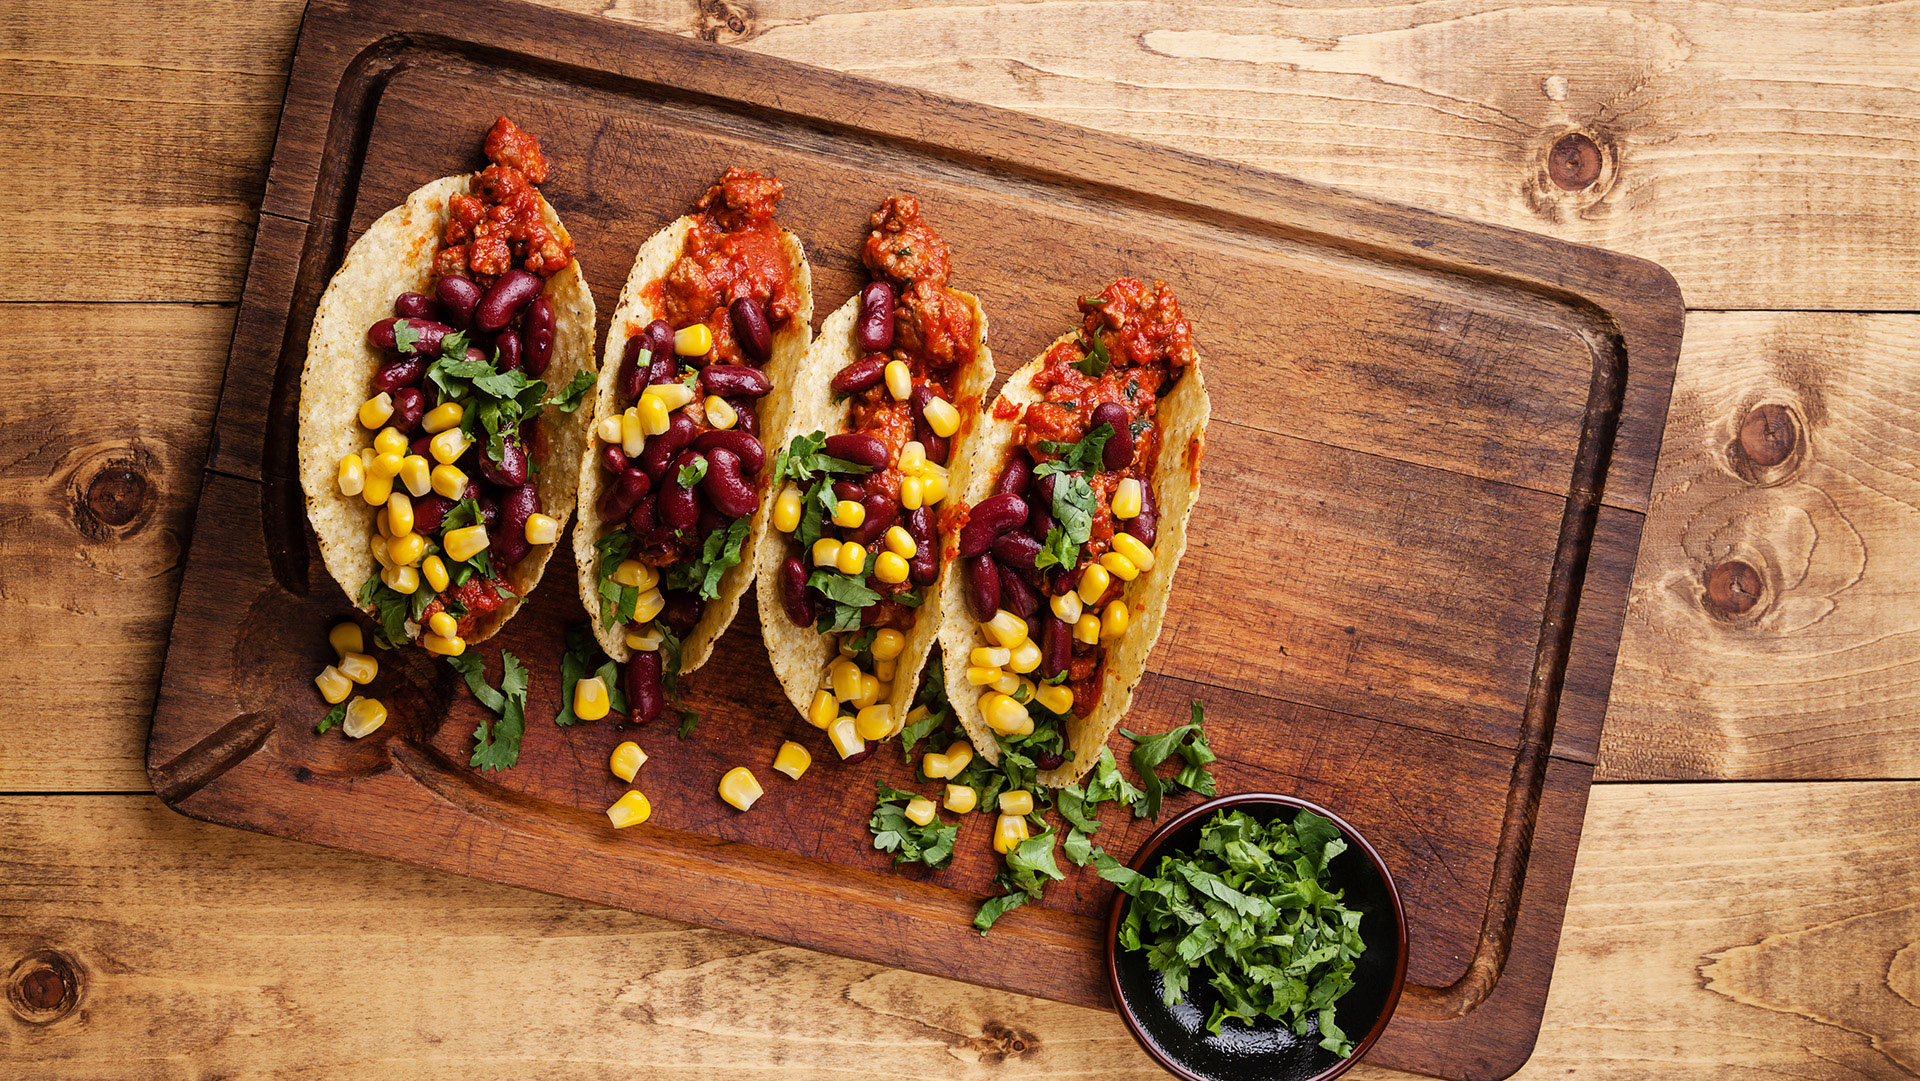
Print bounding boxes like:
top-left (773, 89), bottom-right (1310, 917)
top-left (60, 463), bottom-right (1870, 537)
top-left (920, 472), bottom-right (948, 505)
top-left (1007, 639), bottom-right (1042, 675)
top-left (524, 512), bottom-right (558, 546)
top-left (624, 406), bottom-right (651, 453)
top-left (612, 559), bottom-right (657, 589)
top-left (373, 426), bottom-right (409, 457)
top-left (369, 453), bottom-right (405, 486)
top-left (422, 632), bottom-right (465, 656)
top-left (1074, 613), bottom-right (1102, 645)
top-left (943, 784), bottom-right (978, 814)
top-left (611, 741), bottom-right (648, 782)
top-left (983, 610), bottom-right (1029, 649)
top-left (718, 766), bottom-right (763, 811)
top-left (371, 534), bottom-right (396, 569)
top-left (944, 740), bottom-right (974, 774)
top-left (1101, 551), bottom-right (1141, 581)
top-left (854, 704), bottom-right (893, 742)
top-left (884, 359), bottom-right (913, 401)
top-left (904, 797), bottom-right (938, 827)
top-left (870, 628), bottom-right (906, 662)
top-left (999, 789), bottom-right (1035, 816)
top-left (830, 659), bottom-right (864, 703)
top-left (1102, 600), bottom-right (1130, 641)
top-left (993, 812), bottom-right (1030, 854)
top-left (384, 491), bottom-right (413, 536)
top-left (429, 428), bottom-right (469, 465)
top-left (832, 500), bottom-right (866, 530)
top-left (853, 673), bottom-right (882, 709)
top-left (421, 555), bottom-right (450, 592)
top-left (772, 486), bottom-right (803, 533)
top-left (884, 526), bottom-right (916, 558)
top-left (440, 523), bottom-right (487, 563)
top-left (968, 647), bottom-right (1009, 669)
top-left (360, 468), bottom-right (393, 507)
top-left (991, 671), bottom-right (1022, 695)
top-left (573, 675), bottom-right (612, 721)
top-left (812, 539), bottom-right (840, 568)
top-left (430, 463), bottom-right (468, 501)
top-left (359, 447), bottom-right (376, 469)
top-left (1111, 477), bottom-right (1143, 520)
top-left (828, 714), bottom-right (866, 759)
top-left (923, 752), bottom-right (952, 779)
top-left (835, 541), bottom-right (868, 576)
top-left (314, 665), bottom-right (352, 704)
top-left (427, 611), bottom-right (458, 639)
top-left (632, 588), bottom-right (666, 624)
top-left (381, 563), bottom-right (420, 595)
top-left (1033, 682), bottom-right (1074, 715)
top-left (596, 414), bottom-right (625, 444)
top-left (1112, 532), bottom-right (1155, 572)
top-left (900, 476), bottom-right (924, 510)
top-left (898, 441), bottom-right (927, 474)
top-left (387, 531), bottom-right (427, 567)
top-left (625, 626), bottom-right (664, 652)
top-left (336, 454), bottom-right (366, 497)
top-left (772, 740), bottom-right (812, 780)
top-left (807, 688), bottom-right (839, 729)
top-left (396, 454), bottom-right (431, 498)
top-left (704, 395), bottom-right (738, 430)
top-left (649, 381), bottom-right (697, 412)
top-left (343, 695), bottom-right (387, 738)
top-left (1049, 591), bottom-right (1083, 623)
top-left (329, 622), bottom-right (364, 658)
top-left (422, 401), bottom-right (464, 434)
top-left (873, 551), bottom-right (909, 584)
top-left (921, 394), bottom-right (960, 438)
top-left (376, 507), bottom-right (393, 539)
top-left (966, 665), bottom-right (1003, 686)
top-left (673, 322), bottom-right (713, 356)
top-left (1078, 564), bottom-right (1111, 605)
top-left (980, 691), bottom-right (1030, 735)
top-left (606, 790), bottom-right (652, 828)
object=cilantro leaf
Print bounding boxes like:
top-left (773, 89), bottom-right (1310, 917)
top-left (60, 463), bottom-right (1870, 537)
top-left (315, 700), bottom-right (347, 735)
top-left (595, 529), bottom-right (638, 626)
top-left (546, 370), bottom-right (596, 413)
top-left (973, 890), bottom-right (1028, 933)
top-left (452, 650), bottom-right (529, 771)
top-left (1002, 827), bottom-right (1066, 897)
top-left (1031, 422), bottom-right (1113, 477)
top-left (393, 320), bottom-right (422, 355)
top-left (358, 575), bottom-right (415, 648)
top-left (868, 784), bottom-right (958, 868)
top-left (556, 623), bottom-right (626, 726)
top-left (1123, 701), bottom-right (1215, 819)
top-left (676, 456), bottom-right (709, 488)
top-left (664, 515), bottom-right (750, 601)
top-left (1073, 327), bottom-right (1111, 377)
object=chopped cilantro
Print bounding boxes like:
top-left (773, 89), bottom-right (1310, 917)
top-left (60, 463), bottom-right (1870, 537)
top-left (555, 623), bottom-right (627, 726)
top-left (450, 650), bottom-right (530, 772)
top-left (1073, 326), bottom-right (1111, 377)
top-left (595, 529), bottom-right (639, 626)
top-left (546, 370), bottom-right (596, 413)
top-left (973, 890), bottom-right (1028, 932)
top-left (676, 456), bottom-right (709, 488)
top-left (1122, 701), bottom-right (1216, 819)
top-left (869, 783), bottom-right (958, 868)
top-left (314, 700), bottom-right (347, 735)
top-left (664, 515), bottom-right (750, 601)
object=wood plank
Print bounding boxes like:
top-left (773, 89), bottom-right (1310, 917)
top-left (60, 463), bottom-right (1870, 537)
top-left (7, 0), bottom-right (1918, 308)
top-left (4, 783), bottom-right (1912, 1079)
top-left (0, 304), bottom-right (229, 792)
top-left (1601, 313), bottom-right (1920, 781)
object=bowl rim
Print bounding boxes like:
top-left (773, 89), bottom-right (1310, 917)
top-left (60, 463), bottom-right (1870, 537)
top-left (1102, 791), bottom-right (1410, 1081)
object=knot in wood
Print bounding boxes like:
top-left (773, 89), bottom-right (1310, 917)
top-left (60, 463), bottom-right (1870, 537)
top-left (1738, 404), bottom-right (1798, 469)
top-left (8, 949), bottom-right (81, 1023)
top-left (1546, 132), bottom-right (1602, 190)
top-left (965, 1019), bottom-right (1041, 1063)
top-left (70, 449), bottom-right (157, 541)
top-left (697, 0), bottom-right (755, 41)
top-left (1705, 560), bottom-right (1765, 619)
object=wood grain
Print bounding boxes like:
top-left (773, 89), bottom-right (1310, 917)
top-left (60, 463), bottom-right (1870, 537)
top-left (4, 784), bottom-right (1912, 1079)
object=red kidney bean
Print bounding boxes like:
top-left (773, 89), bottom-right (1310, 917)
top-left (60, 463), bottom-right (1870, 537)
top-left (822, 432), bottom-right (889, 470)
top-left (600, 467), bottom-right (651, 522)
top-left (641, 411), bottom-right (699, 480)
top-left (778, 556), bottom-right (815, 627)
top-left (698, 501), bottom-right (727, 536)
top-left (729, 297), bottom-right (772, 363)
top-left (369, 317), bottom-right (454, 357)
top-left (995, 453), bottom-right (1032, 498)
top-left (832, 480), bottom-right (865, 503)
top-left (856, 280), bottom-right (895, 352)
top-left (992, 531), bottom-right (1041, 571)
top-left (412, 494), bottom-right (452, 536)
top-left (1040, 611), bottom-right (1071, 682)
top-left (493, 329), bottom-right (522, 372)
top-left (691, 429), bottom-right (765, 475)
top-left (909, 384), bottom-right (950, 464)
top-left (701, 364), bottom-right (772, 399)
top-left (1091, 402), bottom-right (1133, 471)
top-left (393, 292), bottom-right (438, 320)
top-left (479, 434), bottom-right (530, 488)
top-left (847, 494), bottom-right (898, 545)
top-left (840, 741), bottom-right (875, 765)
top-left (644, 320), bottom-right (678, 386)
top-left (957, 493), bottom-right (1028, 558)
top-left (1125, 484), bottom-right (1157, 548)
top-left (908, 544), bottom-right (938, 587)
top-left (625, 651), bottom-right (663, 725)
top-left (628, 492), bottom-right (659, 534)
top-left (521, 297), bottom-right (555, 377)
top-left (1034, 749), bottom-right (1066, 771)
top-left (390, 387), bottom-right (426, 432)
top-left (372, 355), bottom-right (427, 392)
top-left (702, 447), bottom-right (758, 518)
top-left (999, 564), bottom-right (1040, 618)
top-left (660, 454), bottom-right (703, 532)
top-left (492, 485), bottom-right (537, 565)
top-left (436, 275), bottom-right (482, 327)
top-left (618, 334), bottom-right (649, 403)
top-left (462, 479), bottom-right (482, 501)
top-left (829, 355), bottom-right (885, 397)
top-left (733, 399), bottom-right (758, 437)
top-left (367, 316), bottom-right (399, 352)
top-left (477, 493), bottom-right (500, 530)
top-left (964, 553), bottom-right (1000, 618)
top-left (475, 269), bottom-right (542, 333)
top-left (662, 591), bottom-right (704, 637)
top-left (600, 444), bottom-right (628, 476)
top-left (409, 434), bottom-right (432, 459)
top-left (463, 345), bottom-right (488, 367)
top-left (906, 506), bottom-right (935, 544)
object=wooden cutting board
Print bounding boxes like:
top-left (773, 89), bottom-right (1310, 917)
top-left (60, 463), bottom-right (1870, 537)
top-left (145, 1), bottom-right (1682, 1077)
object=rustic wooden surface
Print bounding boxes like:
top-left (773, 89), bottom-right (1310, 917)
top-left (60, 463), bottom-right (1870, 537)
top-left (3, 1), bottom-right (1917, 1079)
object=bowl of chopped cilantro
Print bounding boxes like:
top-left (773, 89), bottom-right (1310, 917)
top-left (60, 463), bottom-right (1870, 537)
top-left (1103, 793), bottom-right (1406, 1081)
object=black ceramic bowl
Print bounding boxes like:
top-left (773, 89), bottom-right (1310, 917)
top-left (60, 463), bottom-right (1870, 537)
top-left (1104, 793), bottom-right (1408, 1081)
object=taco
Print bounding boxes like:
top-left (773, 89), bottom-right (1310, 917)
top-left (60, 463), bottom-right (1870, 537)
top-left (757, 197), bottom-right (995, 757)
top-left (938, 279), bottom-right (1208, 786)
top-left (299, 117), bottom-right (597, 651)
top-left (573, 168), bottom-right (812, 722)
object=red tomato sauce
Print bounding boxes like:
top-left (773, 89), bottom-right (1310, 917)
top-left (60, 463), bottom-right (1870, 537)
top-left (435, 117), bottom-right (573, 284)
top-left (661, 168), bottom-right (800, 368)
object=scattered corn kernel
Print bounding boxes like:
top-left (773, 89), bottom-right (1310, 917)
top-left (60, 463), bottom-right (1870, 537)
top-left (398, 454), bottom-right (432, 498)
top-left (386, 491), bottom-right (414, 536)
top-left (852, 673), bottom-right (882, 709)
top-left (360, 468), bottom-right (394, 507)
top-left (430, 463), bottom-right (468, 500)
top-left (429, 428), bottom-right (469, 465)
top-left (1100, 551), bottom-right (1141, 581)
top-left (1033, 682), bottom-right (1074, 715)
top-left (444, 524), bottom-right (489, 562)
top-left (571, 675), bottom-right (611, 721)
top-left (1102, 600), bottom-right (1130, 641)
top-left (921, 394), bottom-right (960, 438)
top-left (870, 628), bottom-right (906, 662)
top-left (827, 714), bottom-right (866, 759)
top-left (904, 797), bottom-right (938, 827)
top-left (1007, 639), bottom-right (1042, 675)
top-left (358, 393), bottom-right (394, 429)
top-left (606, 790), bottom-right (652, 828)
top-left (342, 695), bottom-right (387, 738)
top-left (613, 559), bottom-right (658, 589)
top-left (884, 359), bottom-right (913, 401)
top-left (423, 633), bottom-right (465, 657)
top-left (923, 752), bottom-right (952, 779)
top-left (632, 588), bottom-right (666, 624)
top-left (314, 665), bottom-right (352, 704)
top-left (980, 691), bottom-right (1031, 735)
top-left (966, 665), bottom-right (1004, 686)
top-left (855, 704), bottom-right (893, 742)
top-left (625, 405), bottom-right (652, 452)
top-left (772, 740), bottom-right (812, 780)
top-left (1050, 590), bottom-right (1083, 623)
top-left (369, 453), bottom-right (405, 485)
top-left (673, 322), bottom-right (713, 356)
top-left (993, 812), bottom-right (1031, 854)
top-left (883, 526), bottom-right (916, 558)
top-left (830, 659), bottom-right (864, 703)
top-left (427, 611), bottom-right (459, 639)
top-left (944, 740), bottom-right (974, 775)
top-left (1078, 564), bottom-right (1112, 605)
top-left (832, 499), bottom-right (866, 529)
top-left (373, 426), bottom-right (409, 456)
top-left (387, 531), bottom-right (427, 567)
top-left (524, 512), bottom-right (558, 546)
top-left (898, 441), bottom-right (927, 474)
top-left (597, 414), bottom-right (625, 443)
top-left (835, 541), bottom-right (868, 576)
top-left (421, 554), bottom-right (450, 592)
top-left (900, 476), bottom-right (925, 510)
top-left (611, 741), bottom-right (648, 782)
top-left (329, 622), bottom-right (364, 658)
top-left (422, 401), bottom-right (464, 434)
top-left (1112, 532), bottom-right (1155, 571)
top-left (1111, 477), bottom-right (1143, 519)
top-left (381, 563), bottom-right (419, 595)
top-left (812, 538), bottom-right (841, 568)
top-left (807, 688), bottom-right (839, 729)
top-left (1073, 613), bottom-right (1102, 645)
top-left (336, 453), bottom-right (366, 497)
top-left (999, 789), bottom-right (1035, 816)
top-left (943, 784), bottom-right (978, 814)
top-left (873, 551), bottom-right (910, 584)
top-left (625, 626), bottom-right (664, 652)
top-left (983, 610), bottom-right (1029, 649)
top-left (772, 485), bottom-right (803, 533)
top-left (704, 395), bottom-right (739, 430)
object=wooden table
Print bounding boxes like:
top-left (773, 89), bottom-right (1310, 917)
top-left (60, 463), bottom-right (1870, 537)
top-left (4, 2), bottom-right (1916, 1076)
